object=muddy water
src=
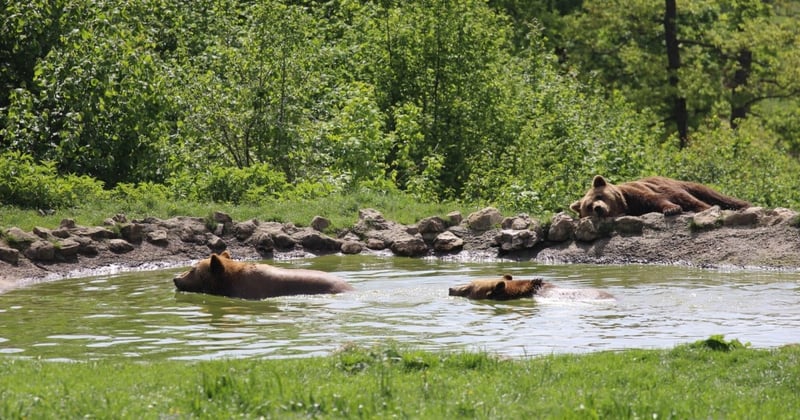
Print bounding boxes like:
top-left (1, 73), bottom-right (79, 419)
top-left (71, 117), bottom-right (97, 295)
top-left (0, 255), bottom-right (798, 361)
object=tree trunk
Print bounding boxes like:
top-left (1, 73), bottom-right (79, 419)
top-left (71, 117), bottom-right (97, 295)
top-left (729, 49), bottom-right (752, 129)
top-left (664, 0), bottom-right (689, 148)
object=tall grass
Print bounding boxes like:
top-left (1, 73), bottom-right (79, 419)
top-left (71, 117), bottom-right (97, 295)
top-left (1, 341), bottom-right (798, 419)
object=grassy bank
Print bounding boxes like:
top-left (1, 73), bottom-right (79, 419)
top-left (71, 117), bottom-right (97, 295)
top-left (0, 190), bottom-right (491, 234)
top-left (1, 340), bottom-right (798, 419)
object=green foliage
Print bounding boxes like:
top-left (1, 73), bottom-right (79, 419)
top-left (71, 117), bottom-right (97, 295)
top-left (0, 150), bottom-right (106, 209)
top-left (687, 335), bottom-right (750, 352)
top-left (169, 163), bottom-right (289, 204)
top-left (2, 1), bottom-right (800, 211)
top-left (1, 343), bottom-right (799, 418)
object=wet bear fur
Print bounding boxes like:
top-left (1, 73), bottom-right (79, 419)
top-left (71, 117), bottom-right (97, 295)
top-left (448, 274), bottom-right (614, 301)
top-left (173, 251), bottom-right (354, 300)
top-left (570, 175), bottom-right (750, 218)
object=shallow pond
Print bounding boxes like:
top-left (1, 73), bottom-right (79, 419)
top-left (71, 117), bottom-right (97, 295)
top-left (1, 255), bottom-right (798, 361)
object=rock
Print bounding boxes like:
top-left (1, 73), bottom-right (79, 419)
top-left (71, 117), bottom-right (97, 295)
top-left (692, 206), bottom-right (722, 229)
top-left (119, 223), bottom-right (143, 243)
top-left (32, 227), bottom-right (52, 239)
top-left (433, 231), bottom-right (464, 252)
top-left (574, 217), bottom-right (600, 242)
top-left (366, 238), bottom-right (386, 250)
top-left (108, 239), bottom-right (134, 254)
top-left (501, 214), bottom-right (531, 230)
top-left (310, 216), bottom-right (331, 232)
top-left (295, 229), bottom-right (341, 252)
top-left (24, 240), bottom-right (55, 261)
top-left (547, 213), bottom-right (575, 242)
top-left (213, 211), bottom-right (234, 235)
top-left (0, 246), bottom-right (19, 265)
top-left (355, 208), bottom-right (391, 233)
top-left (249, 230), bottom-right (275, 254)
top-left (60, 219), bottom-right (77, 229)
top-left (722, 208), bottom-right (758, 227)
top-left (467, 207), bottom-right (503, 231)
top-left (614, 216), bottom-right (644, 235)
top-left (207, 235), bottom-right (227, 252)
top-left (146, 229), bottom-right (169, 245)
top-left (273, 232), bottom-right (297, 250)
top-left (390, 234), bottom-right (429, 257)
top-left (760, 207), bottom-right (799, 226)
top-left (55, 239), bottom-right (81, 257)
top-left (341, 240), bottom-right (363, 254)
top-left (417, 216), bottom-right (446, 234)
top-left (495, 229), bottom-right (538, 251)
top-left (447, 211), bottom-right (463, 226)
top-left (4, 227), bottom-right (39, 250)
top-left (79, 226), bottom-right (116, 241)
top-left (234, 219), bottom-right (259, 241)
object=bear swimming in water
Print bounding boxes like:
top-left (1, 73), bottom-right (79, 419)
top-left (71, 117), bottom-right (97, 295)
top-left (173, 251), bottom-right (353, 300)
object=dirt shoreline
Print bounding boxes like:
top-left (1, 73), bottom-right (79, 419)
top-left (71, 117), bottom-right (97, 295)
top-left (2, 207), bottom-right (800, 293)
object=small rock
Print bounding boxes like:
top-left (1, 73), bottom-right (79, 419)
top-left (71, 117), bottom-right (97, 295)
top-left (547, 213), bottom-right (575, 242)
top-left (0, 246), bottom-right (19, 265)
top-left (501, 214), bottom-right (531, 230)
top-left (390, 234), bottom-right (429, 257)
top-left (207, 235), bottom-right (227, 252)
top-left (447, 211), bottom-right (463, 225)
top-left (60, 219), bottom-right (77, 229)
top-left (146, 230), bottom-right (169, 245)
top-left (341, 240), bottom-right (363, 254)
top-left (692, 206), bottom-right (722, 229)
top-left (614, 216), bottom-right (644, 235)
top-left (108, 239), bottom-right (134, 254)
top-left (234, 219), bottom-right (259, 241)
top-left (433, 231), bottom-right (464, 252)
top-left (467, 207), bottom-right (503, 231)
top-left (24, 240), bottom-right (56, 261)
top-left (574, 218), bottom-right (600, 242)
top-left (56, 239), bottom-right (81, 257)
top-left (310, 216), bottom-right (331, 232)
top-left (120, 223), bottom-right (143, 243)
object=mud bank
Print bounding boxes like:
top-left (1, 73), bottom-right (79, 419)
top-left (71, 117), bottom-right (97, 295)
top-left (2, 206), bottom-right (799, 292)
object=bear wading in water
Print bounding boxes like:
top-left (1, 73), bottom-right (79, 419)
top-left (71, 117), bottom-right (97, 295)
top-left (570, 175), bottom-right (750, 218)
top-left (448, 274), bottom-right (614, 301)
top-left (173, 251), bottom-right (353, 300)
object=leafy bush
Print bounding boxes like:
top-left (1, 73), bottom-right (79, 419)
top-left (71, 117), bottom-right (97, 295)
top-left (0, 151), bottom-right (106, 209)
top-left (169, 163), bottom-right (289, 204)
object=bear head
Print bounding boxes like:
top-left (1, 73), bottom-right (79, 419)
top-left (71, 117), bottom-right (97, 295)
top-left (173, 251), bottom-right (236, 295)
top-left (570, 175), bottom-right (628, 218)
top-left (448, 274), bottom-right (544, 300)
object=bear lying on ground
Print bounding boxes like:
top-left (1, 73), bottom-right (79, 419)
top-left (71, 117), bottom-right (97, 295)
top-left (448, 274), bottom-right (614, 301)
top-left (173, 251), bottom-right (354, 300)
top-left (570, 175), bottom-right (750, 218)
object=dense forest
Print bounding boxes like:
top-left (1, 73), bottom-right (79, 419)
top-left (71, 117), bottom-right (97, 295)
top-left (2, 0), bottom-right (800, 214)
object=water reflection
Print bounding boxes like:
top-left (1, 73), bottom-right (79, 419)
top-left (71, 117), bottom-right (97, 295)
top-left (0, 255), bottom-right (798, 361)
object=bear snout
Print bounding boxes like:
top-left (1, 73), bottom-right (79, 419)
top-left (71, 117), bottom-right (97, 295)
top-left (592, 202), bottom-right (609, 217)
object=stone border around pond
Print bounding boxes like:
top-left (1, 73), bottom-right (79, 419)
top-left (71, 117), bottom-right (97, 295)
top-left (2, 205), bottom-right (800, 289)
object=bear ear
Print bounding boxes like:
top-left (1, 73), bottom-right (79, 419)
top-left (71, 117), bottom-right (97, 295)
top-left (219, 250), bottom-right (231, 259)
top-left (502, 274), bottom-right (513, 280)
top-left (210, 254), bottom-right (227, 278)
top-left (592, 175), bottom-right (607, 188)
top-left (570, 200), bottom-right (581, 213)
top-left (487, 280), bottom-right (506, 298)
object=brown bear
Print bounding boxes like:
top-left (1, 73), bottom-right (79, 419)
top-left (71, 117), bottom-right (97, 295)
top-left (173, 251), bottom-right (354, 300)
top-left (570, 175), bottom-right (750, 218)
top-left (448, 274), bottom-right (614, 301)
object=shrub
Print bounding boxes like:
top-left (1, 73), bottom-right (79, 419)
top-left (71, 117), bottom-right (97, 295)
top-left (0, 151), bottom-right (107, 209)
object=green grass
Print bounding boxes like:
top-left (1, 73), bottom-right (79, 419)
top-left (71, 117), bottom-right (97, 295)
top-left (0, 190), bottom-right (493, 234)
top-left (1, 340), bottom-right (798, 419)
